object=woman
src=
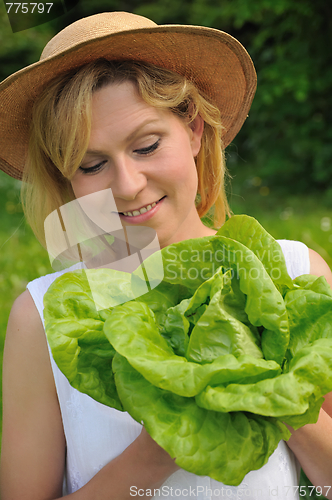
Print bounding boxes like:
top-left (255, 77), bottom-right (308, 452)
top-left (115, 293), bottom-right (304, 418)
top-left (1, 11), bottom-right (332, 500)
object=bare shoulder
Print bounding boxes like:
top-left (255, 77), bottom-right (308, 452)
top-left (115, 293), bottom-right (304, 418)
top-left (308, 248), bottom-right (332, 288)
top-left (3, 287), bottom-right (61, 417)
top-left (9, 287), bottom-right (38, 318)
top-left (7, 288), bottom-right (43, 340)
top-left (4, 289), bottom-right (51, 382)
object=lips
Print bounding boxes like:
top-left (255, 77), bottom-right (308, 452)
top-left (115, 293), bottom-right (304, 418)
top-left (117, 196), bottom-right (166, 224)
top-left (118, 196), bottom-right (165, 217)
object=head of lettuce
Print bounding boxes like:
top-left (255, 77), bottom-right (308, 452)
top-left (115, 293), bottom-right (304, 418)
top-left (44, 215), bottom-right (332, 486)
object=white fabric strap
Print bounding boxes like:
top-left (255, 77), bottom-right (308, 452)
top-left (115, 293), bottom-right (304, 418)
top-left (277, 239), bottom-right (310, 279)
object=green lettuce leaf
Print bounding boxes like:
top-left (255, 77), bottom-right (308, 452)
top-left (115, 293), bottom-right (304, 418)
top-left (216, 214), bottom-right (293, 290)
top-left (285, 279), bottom-right (332, 357)
top-left (112, 354), bottom-right (290, 486)
top-left (44, 269), bottom-right (129, 410)
top-left (44, 214), bottom-right (332, 486)
top-left (103, 300), bottom-right (281, 398)
top-left (196, 339), bottom-right (332, 425)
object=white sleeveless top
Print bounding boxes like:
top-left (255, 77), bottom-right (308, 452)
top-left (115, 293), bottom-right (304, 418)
top-left (27, 239), bottom-right (310, 499)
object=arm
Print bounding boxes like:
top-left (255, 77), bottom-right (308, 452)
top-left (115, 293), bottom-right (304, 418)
top-left (0, 291), bottom-right (178, 500)
top-left (308, 248), bottom-right (332, 288)
top-left (286, 249), bottom-right (332, 499)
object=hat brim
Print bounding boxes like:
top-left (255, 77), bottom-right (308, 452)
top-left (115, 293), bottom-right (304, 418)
top-left (0, 24), bottom-right (256, 179)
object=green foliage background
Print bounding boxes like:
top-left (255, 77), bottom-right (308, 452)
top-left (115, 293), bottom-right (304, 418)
top-left (0, 0), bottom-right (331, 493)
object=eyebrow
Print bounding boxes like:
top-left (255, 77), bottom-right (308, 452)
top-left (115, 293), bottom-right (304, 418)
top-left (84, 118), bottom-right (161, 156)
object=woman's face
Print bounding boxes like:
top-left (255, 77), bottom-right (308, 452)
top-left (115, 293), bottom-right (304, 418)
top-left (70, 81), bottom-right (216, 248)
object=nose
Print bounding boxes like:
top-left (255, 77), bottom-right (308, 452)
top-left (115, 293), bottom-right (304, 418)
top-left (110, 155), bottom-right (147, 201)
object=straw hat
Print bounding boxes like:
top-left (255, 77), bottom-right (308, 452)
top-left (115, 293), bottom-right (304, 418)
top-left (0, 11), bottom-right (256, 180)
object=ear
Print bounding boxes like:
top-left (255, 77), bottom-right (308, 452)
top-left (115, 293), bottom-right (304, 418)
top-left (188, 114), bottom-right (204, 157)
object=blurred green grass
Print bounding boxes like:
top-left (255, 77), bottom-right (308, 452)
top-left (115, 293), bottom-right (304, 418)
top-left (0, 168), bottom-right (332, 447)
top-left (228, 167), bottom-right (332, 268)
top-left (0, 171), bottom-right (53, 442)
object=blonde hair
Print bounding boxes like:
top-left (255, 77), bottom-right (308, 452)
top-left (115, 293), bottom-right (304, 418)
top-left (22, 60), bottom-right (231, 246)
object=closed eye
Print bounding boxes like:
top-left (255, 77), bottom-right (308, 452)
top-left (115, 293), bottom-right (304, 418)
top-left (79, 160), bottom-right (107, 175)
top-left (134, 139), bottom-right (160, 155)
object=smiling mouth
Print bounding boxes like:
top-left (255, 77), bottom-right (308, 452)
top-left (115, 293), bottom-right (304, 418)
top-left (119, 197), bottom-right (165, 217)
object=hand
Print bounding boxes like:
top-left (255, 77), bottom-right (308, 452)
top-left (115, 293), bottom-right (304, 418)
top-left (136, 427), bottom-right (180, 477)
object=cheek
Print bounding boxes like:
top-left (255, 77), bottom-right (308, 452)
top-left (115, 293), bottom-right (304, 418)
top-left (164, 144), bottom-right (198, 184)
top-left (177, 154), bottom-right (198, 191)
top-left (70, 175), bottom-right (100, 199)
top-left (70, 180), bottom-right (84, 200)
